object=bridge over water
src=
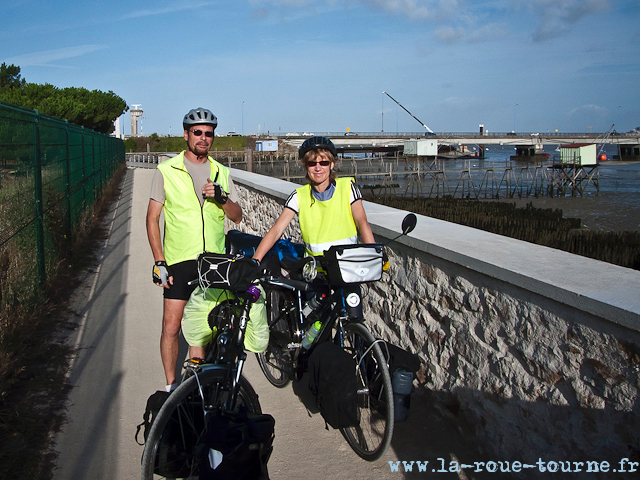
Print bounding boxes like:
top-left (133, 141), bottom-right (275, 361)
top-left (268, 131), bottom-right (640, 149)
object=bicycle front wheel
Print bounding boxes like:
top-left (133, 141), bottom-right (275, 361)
top-left (256, 288), bottom-right (294, 388)
top-left (340, 322), bottom-right (394, 461)
top-left (141, 368), bottom-right (261, 479)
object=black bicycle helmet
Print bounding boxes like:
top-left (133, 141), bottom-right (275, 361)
top-left (299, 136), bottom-right (337, 159)
top-left (183, 107), bottom-right (218, 131)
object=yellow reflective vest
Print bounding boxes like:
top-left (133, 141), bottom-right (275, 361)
top-left (158, 152), bottom-right (230, 265)
top-left (297, 177), bottom-right (358, 256)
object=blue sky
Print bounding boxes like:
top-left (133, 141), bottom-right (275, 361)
top-left (2, 0), bottom-right (639, 136)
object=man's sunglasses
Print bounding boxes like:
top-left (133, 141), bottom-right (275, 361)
top-left (190, 129), bottom-right (214, 138)
top-left (307, 160), bottom-right (331, 167)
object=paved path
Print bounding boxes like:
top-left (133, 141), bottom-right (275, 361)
top-left (52, 167), bottom-right (479, 480)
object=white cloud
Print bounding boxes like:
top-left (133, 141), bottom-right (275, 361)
top-left (362, 0), bottom-right (436, 20)
top-left (121, 1), bottom-right (218, 20)
top-left (567, 104), bottom-right (607, 119)
top-left (529, 0), bottom-right (612, 42)
top-left (467, 22), bottom-right (510, 43)
top-left (5, 45), bottom-right (108, 67)
top-left (249, 0), bottom-right (614, 46)
top-left (250, 0), bottom-right (451, 21)
top-left (434, 26), bottom-right (465, 44)
top-left (432, 21), bottom-right (509, 44)
top-left (249, 0), bottom-right (311, 6)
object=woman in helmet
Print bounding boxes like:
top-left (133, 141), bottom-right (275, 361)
top-left (252, 136), bottom-right (375, 262)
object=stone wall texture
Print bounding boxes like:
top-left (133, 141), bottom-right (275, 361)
top-left (231, 182), bottom-right (640, 478)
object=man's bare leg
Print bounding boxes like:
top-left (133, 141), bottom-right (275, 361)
top-left (161, 298), bottom-right (187, 387)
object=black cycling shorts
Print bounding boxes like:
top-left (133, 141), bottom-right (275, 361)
top-left (164, 260), bottom-right (198, 300)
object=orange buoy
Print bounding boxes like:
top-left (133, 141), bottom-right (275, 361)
top-left (598, 154), bottom-right (607, 162)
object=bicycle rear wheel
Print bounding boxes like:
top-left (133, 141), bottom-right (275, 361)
top-left (256, 288), bottom-right (294, 388)
top-left (141, 368), bottom-right (261, 479)
top-left (340, 322), bottom-right (394, 461)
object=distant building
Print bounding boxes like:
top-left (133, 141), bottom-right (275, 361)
top-left (616, 144), bottom-right (640, 162)
top-left (403, 139), bottom-right (437, 156)
top-left (256, 140), bottom-right (278, 152)
top-left (560, 143), bottom-right (596, 166)
top-left (130, 105), bottom-right (143, 137)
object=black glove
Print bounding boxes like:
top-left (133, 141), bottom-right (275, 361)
top-left (152, 261), bottom-right (171, 285)
top-left (212, 182), bottom-right (228, 205)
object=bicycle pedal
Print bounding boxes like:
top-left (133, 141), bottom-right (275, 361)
top-left (186, 357), bottom-right (205, 366)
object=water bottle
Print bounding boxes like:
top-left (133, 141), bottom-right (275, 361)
top-left (302, 321), bottom-right (322, 349)
top-left (392, 369), bottom-right (414, 422)
top-left (301, 293), bottom-right (326, 318)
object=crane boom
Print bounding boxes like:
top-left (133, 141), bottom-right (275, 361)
top-left (598, 124), bottom-right (615, 155)
top-left (383, 91), bottom-right (434, 134)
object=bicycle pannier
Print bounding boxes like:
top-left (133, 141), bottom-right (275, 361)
top-left (324, 244), bottom-right (384, 286)
top-left (197, 253), bottom-right (260, 292)
top-left (308, 342), bottom-right (359, 429)
top-left (198, 409), bottom-right (274, 480)
top-left (135, 390), bottom-right (171, 446)
top-left (137, 390), bottom-right (199, 477)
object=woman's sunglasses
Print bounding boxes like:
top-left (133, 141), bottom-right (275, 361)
top-left (307, 160), bottom-right (331, 167)
top-left (190, 129), bottom-right (214, 138)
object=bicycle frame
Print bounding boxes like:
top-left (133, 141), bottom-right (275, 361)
top-left (263, 275), bottom-right (380, 371)
top-left (183, 289), bottom-right (256, 412)
top-left (259, 271), bottom-right (395, 460)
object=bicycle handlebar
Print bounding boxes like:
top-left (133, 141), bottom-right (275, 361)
top-left (262, 275), bottom-right (310, 292)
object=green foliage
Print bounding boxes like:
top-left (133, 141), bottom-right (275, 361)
top-left (124, 138), bottom-right (137, 152)
top-left (0, 63), bottom-right (26, 90)
top-left (125, 134), bottom-right (246, 152)
top-left (0, 64), bottom-right (128, 134)
top-left (364, 195), bottom-right (640, 271)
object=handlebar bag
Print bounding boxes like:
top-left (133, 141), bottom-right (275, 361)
top-left (324, 244), bottom-right (384, 286)
top-left (197, 253), bottom-right (260, 292)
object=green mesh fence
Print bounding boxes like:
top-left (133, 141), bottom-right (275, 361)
top-left (0, 101), bottom-right (125, 314)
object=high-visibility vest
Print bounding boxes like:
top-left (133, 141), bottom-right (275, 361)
top-left (297, 177), bottom-right (358, 256)
top-left (158, 151), bottom-right (230, 264)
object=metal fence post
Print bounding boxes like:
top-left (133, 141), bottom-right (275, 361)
top-left (81, 128), bottom-right (87, 211)
top-left (33, 110), bottom-right (46, 286)
top-left (64, 121), bottom-right (72, 238)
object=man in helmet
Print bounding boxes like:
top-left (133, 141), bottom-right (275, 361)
top-left (146, 107), bottom-right (243, 392)
top-left (252, 136), bottom-right (375, 260)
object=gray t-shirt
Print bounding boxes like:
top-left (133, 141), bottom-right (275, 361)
top-left (150, 157), bottom-right (239, 207)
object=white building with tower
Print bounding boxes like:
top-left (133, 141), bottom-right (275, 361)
top-left (130, 105), bottom-right (143, 136)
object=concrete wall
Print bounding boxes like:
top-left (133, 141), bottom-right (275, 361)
top-left (229, 169), bottom-right (640, 473)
